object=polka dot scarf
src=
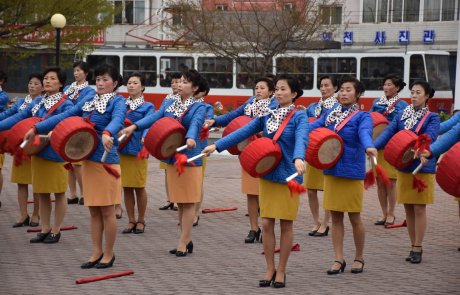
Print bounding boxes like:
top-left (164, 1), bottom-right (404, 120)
top-left (31, 92), bottom-right (63, 116)
top-left (166, 96), bottom-right (198, 118)
top-left (376, 94), bottom-right (400, 114)
top-left (164, 93), bottom-right (180, 100)
top-left (244, 97), bottom-right (272, 117)
top-left (82, 92), bottom-right (116, 114)
top-left (19, 95), bottom-right (33, 111)
top-left (325, 103), bottom-right (359, 131)
top-left (266, 104), bottom-right (295, 134)
top-left (401, 105), bottom-right (429, 130)
top-left (126, 96), bottom-right (144, 111)
top-left (64, 81), bottom-right (88, 100)
top-left (314, 93), bottom-right (338, 118)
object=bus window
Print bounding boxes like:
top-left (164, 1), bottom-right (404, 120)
top-left (425, 55), bottom-right (451, 91)
top-left (159, 56), bottom-right (194, 87)
top-left (123, 56), bottom-right (157, 87)
top-left (198, 57), bottom-right (233, 88)
top-left (276, 57), bottom-right (314, 90)
top-left (236, 58), bottom-right (273, 89)
top-left (317, 57), bottom-right (356, 86)
top-left (410, 54), bottom-right (426, 86)
top-left (360, 57), bottom-right (404, 90)
top-left (86, 55), bottom-right (120, 84)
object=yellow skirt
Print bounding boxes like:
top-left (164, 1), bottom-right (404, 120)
top-left (241, 167), bottom-right (259, 195)
top-left (82, 160), bottom-right (121, 206)
top-left (396, 172), bottom-right (434, 205)
top-left (120, 154), bottom-right (148, 188)
top-left (166, 164), bottom-right (202, 203)
top-left (259, 178), bottom-right (300, 220)
top-left (304, 164), bottom-right (324, 190)
top-left (11, 158), bottom-right (32, 184)
top-left (0, 153), bottom-right (4, 169)
top-left (31, 156), bottom-right (68, 193)
top-left (324, 175), bottom-right (364, 212)
top-left (202, 156), bottom-right (207, 175)
top-left (159, 161), bottom-right (167, 170)
top-left (72, 161), bottom-right (82, 166)
top-left (378, 149), bottom-right (397, 179)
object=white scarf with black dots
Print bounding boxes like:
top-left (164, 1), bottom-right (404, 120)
top-left (19, 95), bottom-right (33, 111)
top-left (401, 105), bottom-right (429, 130)
top-left (244, 97), bottom-right (272, 117)
top-left (31, 92), bottom-right (62, 116)
top-left (166, 96), bottom-right (197, 118)
top-left (126, 96), bottom-right (144, 111)
top-left (82, 93), bottom-right (116, 114)
top-left (376, 94), bottom-right (400, 114)
top-left (164, 93), bottom-right (180, 101)
top-left (325, 103), bottom-right (359, 130)
top-left (314, 93), bottom-right (338, 118)
top-left (64, 81), bottom-right (88, 100)
top-left (266, 104), bottom-right (295, 134)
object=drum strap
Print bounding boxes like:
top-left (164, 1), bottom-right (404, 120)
top-left (272, 110), bottom-right (296, 143)
top-left (383, 98), bottom-right (402, 116)
top-left (42, 94), bottom-right (67, 120)
top-left (415, 111), bottom-right (430, 134)
top-left (335, 110), bottom-right (360, 132)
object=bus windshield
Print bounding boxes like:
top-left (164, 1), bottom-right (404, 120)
top-left (425, 54), bottom-right (451, 91)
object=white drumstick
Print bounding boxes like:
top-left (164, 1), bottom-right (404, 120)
top-left (187, 153), bottom-right (206, 163)
top-left (412, 163), bottom-right (424, 175)
top-left (372, 156), bottom-right (378, 166)
top-left (176, 144), bottom-right (188, 152)
top-left (19, 139), bottom-right (29, 149)
top-left (209, 127), bottom-right (217, 132)
top-left (101, 137), bottom-right (113, 162)
top-left (118, 133), bottom-right (127, 142)
top-left (39, 135), bottom-right (49, 139)
top-left (286, 172), bottom-right (299, 182)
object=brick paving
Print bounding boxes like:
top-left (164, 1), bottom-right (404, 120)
top-left (0, 154), bottom-right (458, 295)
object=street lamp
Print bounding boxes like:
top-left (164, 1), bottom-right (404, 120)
top-left (50, 13), bottom-right (66, 67)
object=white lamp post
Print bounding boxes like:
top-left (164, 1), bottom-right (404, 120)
top-left (50, 13), bottom-right (66, 67)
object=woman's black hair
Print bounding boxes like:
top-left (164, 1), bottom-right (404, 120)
top-left (170, 72), bottom-right (182, 80)
top-left (43, 67), bottom-right (67, 92)
top-left (383, 74), bottom-right (406, 93)
top-left (94, 64), bottom-right (123, 91)
top-left (318, 75), bottom-right (339, 90)
top-left (73, 61), bottom-right (90, 74)
top-left (255, 77), bottom-right (275, 92)
top-left (182, 69), bottom-right (203, 95)
top-left (198, 77), bottom-right (210, 96)
top-left (127, 72), bottom-right (146, 92)
top-left (0, 70), bottom-right (7, 83)
top-left (28, 73), bottom-right (43, 85)
top-left (410, 80), bottom-right (435, 98)
top-left (339, 75), bottom-right (365, 98)
top-left (276, 75), bottom-right (304, 102)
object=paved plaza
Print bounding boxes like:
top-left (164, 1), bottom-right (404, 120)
top-left (0, 154), bottom-right (458, 295)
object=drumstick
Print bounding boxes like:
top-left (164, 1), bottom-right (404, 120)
top-left (286, 172), bottom-right (299, 182)
top-left (101, 137), bottom-right (114, 162)
top-left (38, 135), bottom-right (49, 139)
top-left (176, 144), bottom-right (188, 152)
top-left (187, 153), bottom-right (206, 163)
top-left (19, 139), bottom-right (29, 149)
top-left (209, 127), bottom-right (217, 132)
top-left (412, 163), bottom-right (424, 175)
top-left (372, 156), bottom-right (378, 166)
top-left (118, 133), bottom-right (127, 142)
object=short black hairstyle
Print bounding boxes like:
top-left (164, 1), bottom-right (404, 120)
top-left (73, 61), bottom-right (90, 74)
top-left (0, 70), bottom-right (7, 83)
top-left (198, 77), bottom-right (210, 96)
top-left (318, 75), bottom-right (339, 89)
top-left (127, 72), bottom-right (146, 92)
top-left (410, 80), bottom-right (435, 98)
top-left (383, 74), bottom-right (406, 93)
top-left (339, 75), bottom-right (365, 98)
top-left (255, 77), bottom-right (275, 92)
top-left (94, 64), bottom-right (123, 91)
top-left (170, 72), bottom-right (182, 80)
top-left (43, 67), bottom-right (67, 91)
top-left (276, 75), bottom-right (304, 102)
top-left (182, 69), bottom-right (203, 96)
top-left (28, 73), bottom-right (43, 85)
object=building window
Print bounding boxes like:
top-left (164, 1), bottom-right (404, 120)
top-left (320, 5), bottom-right (342, 25)
top-left (113, 0), bottom-right (145, 25)
top-left (276, 57), bottom-right (314, 90)
top-left (391, 0), bottom-right (420, 22)
top-left (198, 57), bottom-right (233, 88)
top-left (123, 56), bottom-right (157, 87)
top-left (424, 0), bottom-right (456, 21)
top-left (363, 0), bottom-right (390, 23)
top-left (215, 4), bottom-right (228, 11)
top-left (284, 3), bottom-right (295, 11)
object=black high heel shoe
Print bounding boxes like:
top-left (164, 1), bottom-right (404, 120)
top-left (351, 259), bottom-right (365, 273)
top-left (406, 245), bottom-right (415, 261)
top-left (30, 231), bottom-right (50, 243)
top-left (193, 216), bottom-right (200, 227)
top-left (313, 226), bottom-right (329, 237)
top-left (327, 260), bottom-right (346, 275)
top-left (13, 215), bottom-right (30, 228)
top-left (245, 228), bottom-right (261, 243)
top-left (410, 246), bottom-right (423, 264)
top-left (81, 253), bottom-right (104, 269)
top-left (308, 225), bottom-right (320, 236)
top-left (259, 271), bottom-right (276, 287)
top-left (170, 241), bottom-right (193, 255)
top-left (159, 202), bottom-right (174, 210)
top-left (273, 273), bottom-right (286, 288)
top-left (95, 255), bottom-right (115, 269)
top-left (43, 232), bottom-right (61, 244)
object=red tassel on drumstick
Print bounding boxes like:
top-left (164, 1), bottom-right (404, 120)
top-left (101, 147), bottom-right (120, 178)
top-left (285, 172), bottom-right (307, 198)
top-left (364, 157), bottom-right (376, 189)
top-left (64, 163), bottom-right (74, 171)
top-left (14, 139), bottom-right (32, 166)
top-left (412, 163), bottom-right (427, 192)
top-left (199, 124), bottom-right (210, 141)
top-left (414, 133), bottom-right (431, 154)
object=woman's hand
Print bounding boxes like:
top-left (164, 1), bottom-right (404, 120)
top-left (294, 159), bottom-right (306, 176)
top-left (204, 119), bottom-right (215, 127)
top-left (23, 128), bottom-right (36, 143)
top-left (121, 125), bottom-right (137, 139)
top-left (420, 156), bottom-right (429, 165)
top-left (414, 149), bottom-right (431, 159)
top-left (186, 138), bottom-right (196, 149)
top-left (102, 134), bottom-right (113, 152)
top-left (366, 147), bottom-right (378, 158)
top-left (202, 144), bottom-right (217, 156)
top-left (296, 105), bottom-right (306, 111)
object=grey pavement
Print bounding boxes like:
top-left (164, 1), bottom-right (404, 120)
top-left (0, 154), bottom-right (458, 295)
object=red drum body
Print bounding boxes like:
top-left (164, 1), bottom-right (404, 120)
top-left (222, 116), bottom-right (254, 155)
top-left (0, 131), bottom-right (9, 153)
top-left (436, 142), bottom-right (460, 198)
top-left (306, 128), bottom-right (344, 170)
top-left (370, 112), bottom-right (389, 140)
top-left (50, 116), bottom-right (98, 162)
top-left (8, 117), bottom-right (44, 155)
top-left (384, 130), bottom-right (418, 170)
top-left (144, 117), bottom-right (186, 160)
top-left (240, 137), bottom-right (282, 178)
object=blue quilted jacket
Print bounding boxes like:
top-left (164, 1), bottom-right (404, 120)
top-left (0, 96), bottom-right (42, 121)
top-left (439, 111), bottom-right (460, 135)
top-left (63, 85), bottom-right (96, 105)
top-left (430, 121), bottom-right (460, 157)
top-left (369, 97), bottom-right (409, 122)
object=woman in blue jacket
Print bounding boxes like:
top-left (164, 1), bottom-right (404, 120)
top-left (64, 61), bottom-right (96, 206)
top-left (1, 67), bottom-right (73, 244)
top-left (25, 64), bottom-right (126, 268)
top-left (0, 73), bottom-right (43, 228)
top-left (304, 75), bottom-right (338, 237)
top-left (370, 75), bottom-right (408, 226)
top-left (309, 76), bottom-right (377, 275)
top-left (203, 76), bottom-right (307, 288)
top-left (122, 69), bottom-right (207, 257)
top-left (374, 80), bottom-right (440, 264)
top-left (119, 73), bottom-right (154, 234)
top-left (205, 77), bottom-right (277, 243)
top-left (0, 70), bottom-right (9, 207)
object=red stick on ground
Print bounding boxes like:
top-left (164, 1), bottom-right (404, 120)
top-left (385, 220), bottom-right (407, 229)
top-left (76, 270), bottom-right (134, 284)
top-left (201, 207), bottom-right (238, 214)
top-left (262, 243), bottom-right (300, 254)
top-left (27, 225), bottom-right (78, 233)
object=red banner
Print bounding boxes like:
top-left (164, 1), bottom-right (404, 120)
top-left (23, 26), bottom-right (104, 45)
